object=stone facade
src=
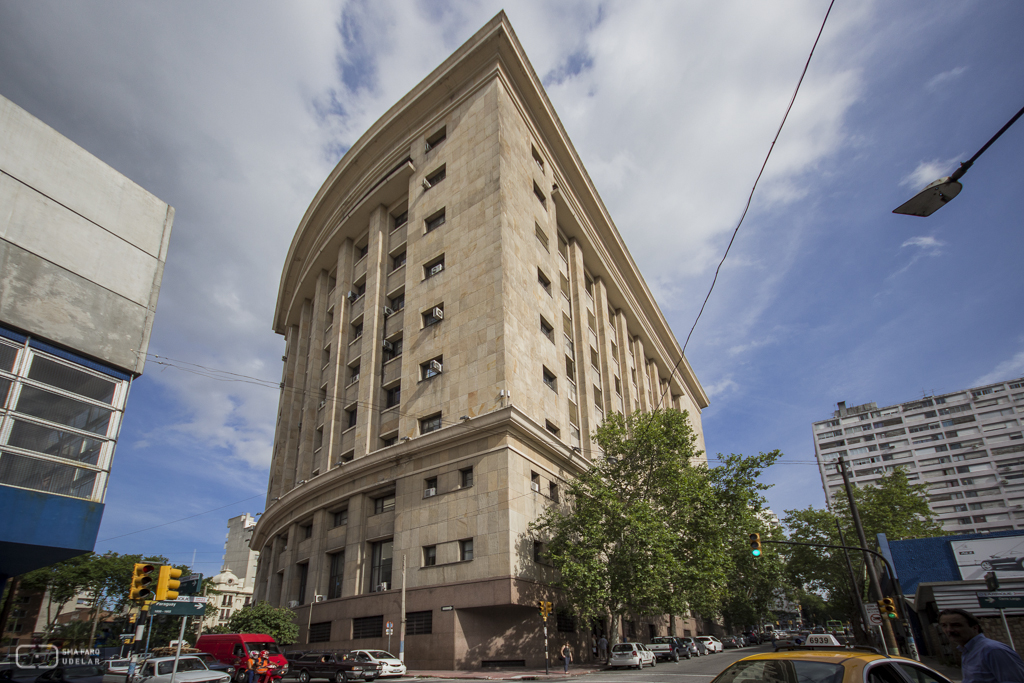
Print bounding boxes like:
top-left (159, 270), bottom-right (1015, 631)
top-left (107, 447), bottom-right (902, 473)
top-left (251, 13), bottom-right (708, 670)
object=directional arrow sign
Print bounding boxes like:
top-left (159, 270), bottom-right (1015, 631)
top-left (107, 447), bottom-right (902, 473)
top-left (976, 591), bottom-right (1024, 610)
top-left (151, 600), bottom-right (206, 616)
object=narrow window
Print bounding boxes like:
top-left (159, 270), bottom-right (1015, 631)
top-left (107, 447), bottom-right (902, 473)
top-left (423, 546), bottom-right (437, 567)
top-left (424, 165), bottom-right (446, 189)
top-left (383, 336), bottom-right (403, 361)
top-left (423, 304), bottom-right (444, 327)
top-left (543, 367), bottom-right (557, 393)
top-left (357, 244), bottom-right (369, 260)
top-left (327, 552), bottom-right (344, 599)
top-left (296, 562), bottom-right (309, 604)
top-left (530, 471), bottom-right (540, 492)
top-left (533, 182), bottom-right (547, 207)
top-left (425, 127), bottom-right (446, 151)
top-left (385, 386), bottom-right (401, 409)
top-left (332, 509), bottom-right (348, 527)
top-left (540, 317), bottom-right (554, 342)
top-left (533, 541), bottom-right (544, 563)
top-left (303, 524), bottom-right (313, 539)
top-left (420, 413), bottom-right (442, 434)
top-left (459, 539), bottom-right (474, 561)
top-left (392, 211), bottom-right (408, 231)
top-left (392, 251), bottom-right (407, 271)
top-left (369, 539), bottom-right (393, 592)
top-left (382, 436), bottom-right (398, 447)
top-left (355, 281), bottom-right (366, 298)
top-left (538, 268), bottom-right (551, 295)
top-left (421, 357), bottom-right (443, 380)
top-left (545, 420), bottom-right (560, 437)
top-left (374, 494), bottom-right (395, 514)
top-left (352, 322), bottom-right (363, 339)
top-left (549, 482), bottom-right (559, 502)
top-left (389, 293), bottom-right (405, 312)
top-left (347, 408), bottom-right (357, 428)
top-left (424, 477), bottom-right (437, 496)
top-left (424, 255), bottom-right (445, 279)
top-left (460, 467), bottom-right (474, 488)
top-left (535, 223), bottom-right (549, 251)
top-left (532, 146), bottom-right (545, 171)
top-left (349, 364), bottom-right (360, 384)
top-left (425, 209), bottom-right (446, 233)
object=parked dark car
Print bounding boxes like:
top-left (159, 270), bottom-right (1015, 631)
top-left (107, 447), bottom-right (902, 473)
top-left (192, 655), bottom-right (235, 676)
top-left (285, 652), bottom-right (380, 683)
top-left (677, 637), bottom-right (704, 657)
top-left (721, 636), bottom-right (741, 649)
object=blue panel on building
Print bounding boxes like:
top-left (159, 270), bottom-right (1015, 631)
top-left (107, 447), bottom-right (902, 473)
top-left (0, 485), bottom-right (104, 578)
top-left (888, 530), bottom-right (1024, 595)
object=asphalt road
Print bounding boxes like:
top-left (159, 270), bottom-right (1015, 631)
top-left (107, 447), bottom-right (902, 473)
top-left (571, 644), bottom-right (772, 683)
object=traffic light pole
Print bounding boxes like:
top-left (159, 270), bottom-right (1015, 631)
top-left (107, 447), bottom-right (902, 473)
top-left (759, 538), bottom-right (918, 660)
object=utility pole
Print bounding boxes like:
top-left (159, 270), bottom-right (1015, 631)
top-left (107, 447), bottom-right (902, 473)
top-left (838, 456), bottom-right (898, 655)
top-left (399, 554), bottom-right (407, 663)
top-left (833, 515), bottom-right (871, 640)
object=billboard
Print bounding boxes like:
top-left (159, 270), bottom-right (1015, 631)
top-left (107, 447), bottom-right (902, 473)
top-left (951, 535), bottom-right (1024, 580)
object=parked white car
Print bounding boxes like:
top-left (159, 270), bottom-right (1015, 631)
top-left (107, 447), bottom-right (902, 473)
top-left (350, 652), bottom-right (405, 678)
top-left (608, 643), bottom-right (656, 669)
top-left (696, 636), bottom-right (723, 653)
top-left (129, 657), bottom-right (230, 683)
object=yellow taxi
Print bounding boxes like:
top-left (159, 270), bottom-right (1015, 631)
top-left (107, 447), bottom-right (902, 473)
top-left (709, 634), bottom-right (953, 683)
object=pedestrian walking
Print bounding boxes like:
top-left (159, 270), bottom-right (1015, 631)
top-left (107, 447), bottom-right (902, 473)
top-left (560, 643), bottom-right (573, 673)
top-left (938, 608), bottom-right (1024, 683)
top-left (597, 635), bottom-right (608, 663)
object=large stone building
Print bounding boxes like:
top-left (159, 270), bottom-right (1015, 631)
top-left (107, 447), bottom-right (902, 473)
top-left (813, 377), bottom-right (1024, 535)
top-left (251, 14), bottom-right (708, 669)
top-left (0, 93), bottom-right (173, 590)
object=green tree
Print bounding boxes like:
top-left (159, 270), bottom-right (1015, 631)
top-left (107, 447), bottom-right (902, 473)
top-left (19, 554), bottom-right (96, 639)
top-left (222, 602), bottom-right (298, 645)
top-left (783, 468), bottom-right (944, 636)
top-left (531, 408), bottom-right (781, 640)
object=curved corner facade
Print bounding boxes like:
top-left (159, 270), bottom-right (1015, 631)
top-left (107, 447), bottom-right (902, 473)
top-left (252, 13), bottom-right (709, 669)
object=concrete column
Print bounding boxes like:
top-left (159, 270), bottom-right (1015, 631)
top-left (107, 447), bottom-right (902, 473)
top-left (358, 206), bottom-right (389, 457)
top-left (327, 238), bottom-right (354, 470)
top-left (294, 300), bottom-right (316, 481)
top-left (565, 238), bottom-right (594, 450)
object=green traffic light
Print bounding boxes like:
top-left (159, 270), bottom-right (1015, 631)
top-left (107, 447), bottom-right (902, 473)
top-left (752, 549), bottom-right (761, 557)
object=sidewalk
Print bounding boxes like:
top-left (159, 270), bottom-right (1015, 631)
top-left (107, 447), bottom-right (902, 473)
top-left (407, 665), bottom-right (604, 680)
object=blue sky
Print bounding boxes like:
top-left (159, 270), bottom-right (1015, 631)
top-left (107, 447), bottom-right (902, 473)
top-left (1, 1), bottom-right (1022, 575)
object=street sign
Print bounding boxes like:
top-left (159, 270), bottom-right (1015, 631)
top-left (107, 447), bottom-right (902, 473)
top-left (868, 613), bottom-right (883, 625)
top-left (385, 629), bottom-right (393, 636)
top-left (977, 591), bottom-right (1024, 610)
top-left (174, 596), bottom-right (208, 603)
top-left (179, 574), bottom-right (203, 596)
top-left (441, 606), bottom-right (453, 611)
top-left (386, 621), bottom-right (394, 629)
top-left (150, 600), bottom-right (206, 616)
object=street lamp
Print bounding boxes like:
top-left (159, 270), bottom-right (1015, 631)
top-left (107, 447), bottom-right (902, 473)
top-left (893, 103), bottom-right (1024, 217)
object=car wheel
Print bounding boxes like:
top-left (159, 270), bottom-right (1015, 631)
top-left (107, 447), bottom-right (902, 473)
top-left (672, 652), bottom-right (680, 663)
top-left (235, 671), bottom-right (248, 683)
top-left (298, 671), bottom-right (310, 683)
top-left (651, 658), bottom-right (656, 667)
top-left (335, 673), bottom-right (347, 683)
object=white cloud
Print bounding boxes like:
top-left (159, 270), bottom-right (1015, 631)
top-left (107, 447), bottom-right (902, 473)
top-left (974, 350), bottom-right (1024, 386)
top-left (899, 157), bottom-right (960, 189)
top-left (901, 235), bottom-right (945, 253)
top-left (926, 66), bottom-right (968, 92)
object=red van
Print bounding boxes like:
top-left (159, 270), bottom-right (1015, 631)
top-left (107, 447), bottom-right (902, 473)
top-left (195, 634), bottom-right (289, 682)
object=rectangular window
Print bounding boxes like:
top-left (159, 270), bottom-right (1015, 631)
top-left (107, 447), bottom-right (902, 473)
top-left (309, 622), bottom-right (332, 643)
top-left (347, 408), bottom-right (357, 428)
top-left (533, 182), bottom-right (546, 207)
top-left (354, 281), bottom-right (366, 298)
top-left (460, 467), bottom-right (474, 488)
top-left (392, 211), bottom-right (408, 230)
top-left (533, 541), bottom-right (544, 562)
top-left (303, 524), bottom-right (313, 539)
top-left (374, 494), bottom-right (395, 514)
top-left (348, 364), bottom-right (360, 384)
top-left (385, 386), bottom-right (401, 409)
top-left (423, 546), bottom-right (436, 567)
top-left (425, 209), bottom-right (446, 233)
top-left (535, 223), bottom-right (549, 251)
top-left (532, 146), bottom-right (545, 171)
top-left (357, 244), bottom-right (369, 259)
top-left (421, 357), bottom-right (443, 380)
top-left (538, 268), bottom-right (551, 294)
top-left (391, 251), bottom-right (406, 271)
top-left (421, 413), bottom-right (442, 434)
top-left (424, 255), bottom-right (445, 279)
top-left (333, 509), bottom-right (348, 527)
top-left (549, 482), bottom-right (559, 501)
top-left (327, 552), bottom-right (344, 599)
top-left (382, 436), bottom-right (398, 447)
top-left (389, 293), bottom-right (405, 312)
top-left (556, 612), bottom-right (575, 632)
top-left (425, 127), bottom-right (446, 151)
top-left (27, 356), bottom-right (116, 403)
top-left (297, 562), bottom-right (309, 605)
top-left (531, 471), bottom-right (540, 492)
top-left (424, 477), bottom-right (437, 496)
top-left (352, 322), bottom-right (363, 339)
top-left (383, 337), bottom-right (403, 362)
top-left (545, 420), bottom-right (560, 437)
top-left (541, 317), bottom-right (554, 342)
top-left (460, 538), bottom-right (474, 561)
top-left (353, 615), bottom-right (384, 639)
top-left (406, 610), bottom-right (433, 636)
top-left (425, 165), bottom-right (446, 188)
top-left (423, 304), bottom-right (444, 327)
top-left (369, 539), bottom-right (393, 592)
top-left (543, 367), bottom-right (557, 393)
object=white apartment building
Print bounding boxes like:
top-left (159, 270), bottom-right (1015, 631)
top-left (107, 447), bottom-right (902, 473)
top-left (813, 377), bottom-right (1024, 535)
top-left (204, 513), bottom-right (260, 630)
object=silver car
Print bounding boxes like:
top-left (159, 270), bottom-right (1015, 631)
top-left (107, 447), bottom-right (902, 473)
top-left (609, 643), bottom-right (656, 670)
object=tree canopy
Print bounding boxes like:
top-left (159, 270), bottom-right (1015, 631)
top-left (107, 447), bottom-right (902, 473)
top-left (217, 602), bottom-right (298, 645)
top-left (531, 408), bottom-right (783, 637)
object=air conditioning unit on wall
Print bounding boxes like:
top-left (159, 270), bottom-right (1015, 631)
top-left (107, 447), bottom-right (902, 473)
top-left (429, 360), bottom-right (443, 374)
top-left (287, 600), bottom-right (299, 609)
top-left (424, 488), bottom-right (437, 498)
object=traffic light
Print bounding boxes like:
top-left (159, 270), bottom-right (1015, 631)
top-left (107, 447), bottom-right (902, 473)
top-left (155, 566), bottom-right (183, 601)
top-left (880, 597), bottom-right (898, 620)
top-left (537, 600), bottom-right (553, 621)
top-left (130, 563), bottom-right (156, 601)
top-left (985, 572), bottom-right (1000, 591)
top-left (749, 533), bottom-right (762, 557)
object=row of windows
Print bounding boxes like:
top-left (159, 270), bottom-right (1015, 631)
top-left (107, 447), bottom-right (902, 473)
top-left (310, 610), bottom-right (435, 643)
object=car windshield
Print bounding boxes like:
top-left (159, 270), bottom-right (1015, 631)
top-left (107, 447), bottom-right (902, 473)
top-left (712, 660), bottom-right (845, 683)
top-left (365, 653), bottom-right (393, 660)
top-left (244, 643), bottom-right (280, 655)
top-left (611, 645), bottom-right (635, 653)
top-left (64, 667), bottom-right (103, 679)
top-left (157, 659), bottom-right (208, 675)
